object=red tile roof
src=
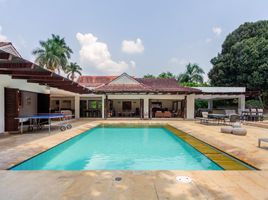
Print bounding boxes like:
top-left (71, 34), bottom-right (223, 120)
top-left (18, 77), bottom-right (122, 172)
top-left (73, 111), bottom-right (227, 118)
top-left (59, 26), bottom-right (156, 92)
top-left (87, 74), bottom-right (202, 94)
top-left (77, 76), bottom-right (117, 88)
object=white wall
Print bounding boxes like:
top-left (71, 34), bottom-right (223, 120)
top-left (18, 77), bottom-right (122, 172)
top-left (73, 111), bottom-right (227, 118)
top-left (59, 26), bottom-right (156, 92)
top-left (0, 75), bottom-right (49, 134)
top-left (19, 91), bottom-right (37, 116)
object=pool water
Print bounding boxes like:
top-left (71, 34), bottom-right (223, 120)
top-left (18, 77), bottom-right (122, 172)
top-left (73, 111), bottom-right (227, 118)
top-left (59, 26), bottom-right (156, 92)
top-left (11, 126), bottom-right (223, 170)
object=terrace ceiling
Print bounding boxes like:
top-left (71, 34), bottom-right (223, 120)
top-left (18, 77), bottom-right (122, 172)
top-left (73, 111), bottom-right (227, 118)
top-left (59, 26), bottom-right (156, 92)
top-left (0, 49), bottom-right (91, 94)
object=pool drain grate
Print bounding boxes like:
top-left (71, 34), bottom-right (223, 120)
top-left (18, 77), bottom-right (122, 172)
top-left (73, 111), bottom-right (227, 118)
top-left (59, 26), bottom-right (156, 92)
top-left (176, 176), bottom-right (192, 183)
top-left (114, 177), bottom-right (122, 182)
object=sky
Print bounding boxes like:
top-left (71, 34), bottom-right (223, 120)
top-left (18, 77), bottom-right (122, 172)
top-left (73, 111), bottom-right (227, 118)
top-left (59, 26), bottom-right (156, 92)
top-left (0, 0), bottom-right (268, 78)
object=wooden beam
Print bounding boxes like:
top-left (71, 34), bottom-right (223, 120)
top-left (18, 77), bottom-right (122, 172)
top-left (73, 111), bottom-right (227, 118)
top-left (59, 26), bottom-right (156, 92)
top-left (0, 63), bottom-right (34, 69)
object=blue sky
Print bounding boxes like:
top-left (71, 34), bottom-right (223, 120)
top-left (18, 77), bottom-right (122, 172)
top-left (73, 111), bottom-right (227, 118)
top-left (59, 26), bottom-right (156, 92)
top-left (0, 0), bottom-right (268, 77)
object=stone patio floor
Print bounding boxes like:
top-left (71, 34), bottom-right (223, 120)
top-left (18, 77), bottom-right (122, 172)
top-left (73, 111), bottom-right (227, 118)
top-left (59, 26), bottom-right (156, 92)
top-left (0, 119), bottom-right (267, 200)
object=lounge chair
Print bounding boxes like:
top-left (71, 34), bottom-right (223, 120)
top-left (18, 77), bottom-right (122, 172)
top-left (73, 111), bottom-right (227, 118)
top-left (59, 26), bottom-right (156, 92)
top-left (258, 138), bottom-right (268, 147)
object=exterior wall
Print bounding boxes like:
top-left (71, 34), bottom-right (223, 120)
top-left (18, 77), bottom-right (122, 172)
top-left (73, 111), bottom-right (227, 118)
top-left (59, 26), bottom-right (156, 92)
top-left (0, 75), bottom-right (49, 134)
top-left (111, 99), bottom-right (140, 113)
top-left (19, 91), bottom-right (37, 116)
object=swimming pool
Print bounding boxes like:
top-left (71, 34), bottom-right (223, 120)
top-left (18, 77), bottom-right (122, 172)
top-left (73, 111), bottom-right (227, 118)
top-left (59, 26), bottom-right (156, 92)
top-left (10, 125), bottom-right (253, 170)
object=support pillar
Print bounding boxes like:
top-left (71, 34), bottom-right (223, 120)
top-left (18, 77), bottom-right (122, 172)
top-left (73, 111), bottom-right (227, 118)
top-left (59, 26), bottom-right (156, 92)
top-left (143, 97), bottom-right (149, 119)
top-left (186, 94), bottom-right (195, 119)
top-left (101, 95), bottom-right (105, 119)
top-left (238, 95), bottom-right (245, 115)
top-left (74, 95), bottom-right (80, 119)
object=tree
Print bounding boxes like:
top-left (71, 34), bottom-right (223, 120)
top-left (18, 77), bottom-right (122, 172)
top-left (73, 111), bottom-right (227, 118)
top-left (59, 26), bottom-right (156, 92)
top-left (143, 74), bottom-right (155, 78)
top-left (158, 71), bottom-right (176, 78)
top-left (208, 20), bottom-right (268, 92)
top-left (32, 34), bottom-right (73, 73)
top-left (177, 63), bottom-right (205, 83)
top-left (66, 62), bottom-right (82, 81)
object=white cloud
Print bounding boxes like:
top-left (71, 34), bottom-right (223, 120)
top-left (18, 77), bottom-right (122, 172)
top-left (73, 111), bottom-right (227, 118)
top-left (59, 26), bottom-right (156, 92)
top-left (76, 32), bottom-right (132, 75)
top-left (0, 26), bottom-right (8, 41)
top-left (121, 38), bottom-right (144, 54)
top-left (212, 27), bottom-right (222, 36)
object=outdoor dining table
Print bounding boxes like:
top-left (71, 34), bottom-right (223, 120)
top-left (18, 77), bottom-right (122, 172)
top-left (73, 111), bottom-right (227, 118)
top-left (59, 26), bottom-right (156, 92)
top-left (208, 114), bottom-right (227, 124)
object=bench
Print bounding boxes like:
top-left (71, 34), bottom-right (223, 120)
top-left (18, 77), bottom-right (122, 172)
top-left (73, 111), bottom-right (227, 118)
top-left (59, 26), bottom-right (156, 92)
top-left (258, 138), bottom-right (268, 147)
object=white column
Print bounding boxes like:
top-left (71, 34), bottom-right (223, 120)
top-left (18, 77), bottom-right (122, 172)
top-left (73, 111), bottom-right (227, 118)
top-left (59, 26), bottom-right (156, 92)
top-left (186, 94), bottom-right (195, 119)
top-left (74, 95), bottom-right (80, 119)
top-left (143, 97), bottom-right (149, 119)
top-left (208, 99), bottom-right (213, 109)
top-left (0, 86), bottom-right (4, 133)
top-left (238, 95), bottom-right (245, 115)
top-left (102, 95), bottom-right (105, 119)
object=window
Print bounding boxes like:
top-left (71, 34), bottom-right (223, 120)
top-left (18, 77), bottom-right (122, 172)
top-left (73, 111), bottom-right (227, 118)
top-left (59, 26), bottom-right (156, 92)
top-left (122, 101), bottom-right (132, 111)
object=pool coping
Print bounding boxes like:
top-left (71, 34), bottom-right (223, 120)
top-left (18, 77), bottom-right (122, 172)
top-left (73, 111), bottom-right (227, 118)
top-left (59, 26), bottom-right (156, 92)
top-left (8, 122), bottom-right (257, 171)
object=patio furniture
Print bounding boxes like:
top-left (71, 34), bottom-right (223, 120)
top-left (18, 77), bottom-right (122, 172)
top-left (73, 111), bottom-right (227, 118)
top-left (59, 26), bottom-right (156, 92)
top-left (232, 128), bottom-right (247, 136)
top-left (220, 126), bottom-right (233, 134)
top-left (208, 113), bottom-right (227, 125)
top-left (155, 111), bottom-right (163, 118)
top-left (199, 112), bottom-right (209, 124)
top-left (226, 114), bottom-right (240, 125)
top-left (163, 111), bottom-right (172, 118)
top-left (225, 110), bottom-right (236, 116)
top-left (257, 109), bottom-right (264, 121)
top-left (258, 138), bottom-right (268, 147)
top-left (249, 108), bottom-right (258, 121)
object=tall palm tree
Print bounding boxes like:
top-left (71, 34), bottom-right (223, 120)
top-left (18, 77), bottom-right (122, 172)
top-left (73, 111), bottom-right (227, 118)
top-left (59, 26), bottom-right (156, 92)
top-left (177, 63), bottom-right (205, 83)
top-left (32, 34), bottom-right (73, 73)
top-left (66, 62), bottom-right (82, 81)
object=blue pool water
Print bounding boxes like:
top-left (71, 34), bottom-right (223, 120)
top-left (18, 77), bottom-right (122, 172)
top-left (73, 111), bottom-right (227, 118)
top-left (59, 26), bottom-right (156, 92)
top-left (11, 126), bottom-right (222, 170)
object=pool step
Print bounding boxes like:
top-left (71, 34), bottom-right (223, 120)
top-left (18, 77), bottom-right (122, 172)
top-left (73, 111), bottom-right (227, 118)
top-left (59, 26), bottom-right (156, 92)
top-left (166, 125), bottom-right (253, 170)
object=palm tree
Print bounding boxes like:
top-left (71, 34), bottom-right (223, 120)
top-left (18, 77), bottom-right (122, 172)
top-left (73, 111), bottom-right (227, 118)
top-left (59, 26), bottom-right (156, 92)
top-left (66, 62), bottom-right (82, 81)
top-left (177, 63), bottom-right (205, 83)
top-left (32, 34), bottom-right (73, 73)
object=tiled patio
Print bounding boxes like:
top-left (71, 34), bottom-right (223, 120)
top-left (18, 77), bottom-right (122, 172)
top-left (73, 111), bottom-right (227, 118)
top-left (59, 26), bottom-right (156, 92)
top-left (0, 119), bottom-right (268, 199)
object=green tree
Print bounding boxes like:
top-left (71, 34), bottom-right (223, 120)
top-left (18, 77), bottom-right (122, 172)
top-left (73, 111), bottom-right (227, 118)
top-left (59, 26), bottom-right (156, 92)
top-left (143, 74), bottom-right (155, 78)
top-left (158, 71), bottom-right (176, 78)
top-left (208, 20), bottom-right (268, 91)
top-left (177, 63), bottom-right (205, 83)
top-left (32, 34), bottom-right (73, 73)
top-left (66, 62), bottom-right (82, 81)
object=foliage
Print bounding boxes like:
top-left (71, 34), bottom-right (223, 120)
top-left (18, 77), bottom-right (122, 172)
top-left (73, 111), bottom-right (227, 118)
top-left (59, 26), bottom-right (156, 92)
top-left (208, 20), bottom-right (268, 92)
top-left (177, 63), bottom-right (205, 83)
top-left (158, 71), bottom-right (176, 78)
top-left (66, 62), bottom-right (82, 81)
top-left (33, 34), bottom-right (73, 73)
top-left (195, 100), bottom-right (208, 110)
top-left (246, 99), bottom-right (263, 108)
top-left (143, 74), bottom-right (155, 78)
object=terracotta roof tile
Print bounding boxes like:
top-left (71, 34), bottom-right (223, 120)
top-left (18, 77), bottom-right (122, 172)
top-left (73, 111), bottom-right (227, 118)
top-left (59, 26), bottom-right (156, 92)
top-left (77, 76), bottom-right (117, 88)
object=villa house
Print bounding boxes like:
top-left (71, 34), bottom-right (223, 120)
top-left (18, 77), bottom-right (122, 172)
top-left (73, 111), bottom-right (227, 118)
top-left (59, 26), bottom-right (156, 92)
top-left (0, 43), bottom-right (246, 133)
